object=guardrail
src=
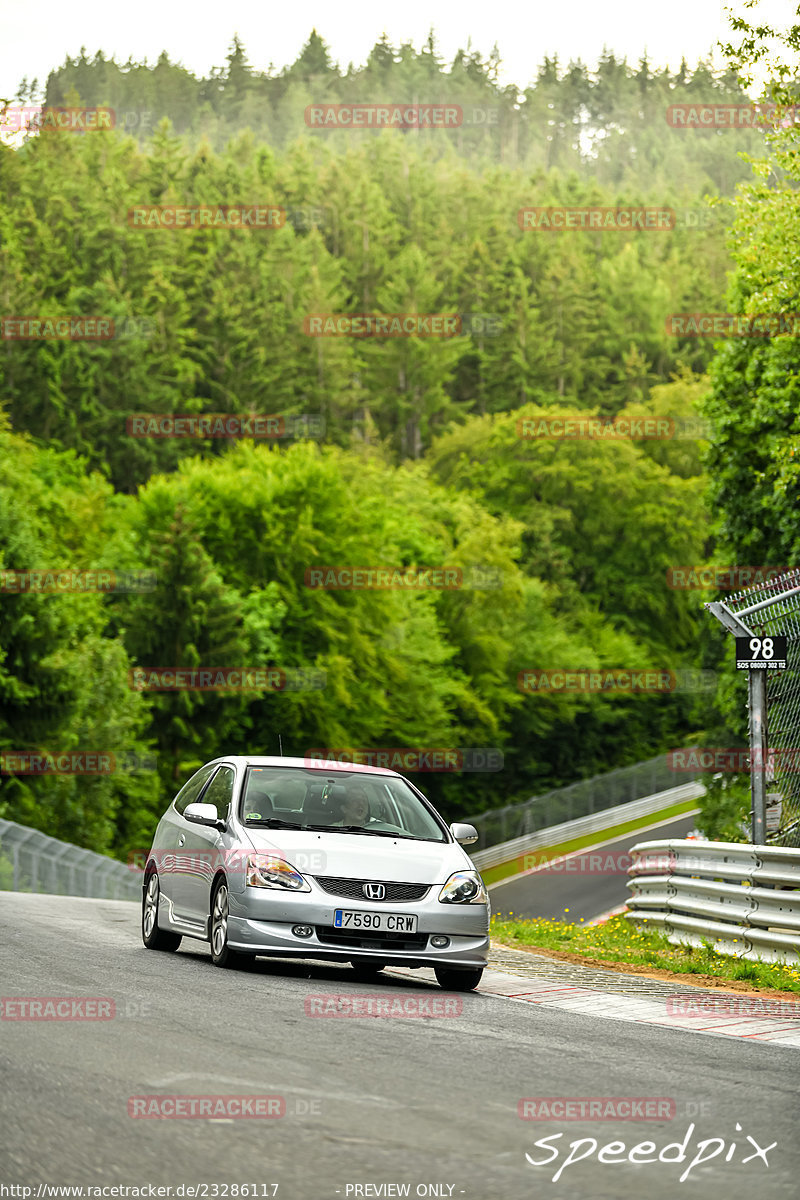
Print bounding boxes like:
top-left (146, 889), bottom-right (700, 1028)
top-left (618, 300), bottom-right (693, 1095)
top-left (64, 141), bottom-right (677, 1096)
top-left (468, 752), bottom-right (702, 849)
top-left (0, 817), bottom-right (140, 901)
top-left (625, 838), bottom-right (800, 963)
top-left (471, 782), bottom-right (704, 874)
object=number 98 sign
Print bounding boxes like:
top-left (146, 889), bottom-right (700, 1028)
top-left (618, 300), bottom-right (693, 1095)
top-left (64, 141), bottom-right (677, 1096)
top-left (735, 635), bottom-right (788, 670)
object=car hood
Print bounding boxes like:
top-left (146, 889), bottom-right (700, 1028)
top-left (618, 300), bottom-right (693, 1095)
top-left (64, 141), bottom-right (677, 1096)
top-left (239, 828), bottom-right (473, 884)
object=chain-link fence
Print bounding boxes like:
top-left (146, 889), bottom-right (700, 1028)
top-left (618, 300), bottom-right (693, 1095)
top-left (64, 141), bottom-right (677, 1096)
top-left (0, 817), bottom-right (140, 900)
top-left (0, 755), bottom-right (703, 886)
top-left (716, 568), bottom-right (800, 847)
top-left (468, 753), bottom-right (698, 849)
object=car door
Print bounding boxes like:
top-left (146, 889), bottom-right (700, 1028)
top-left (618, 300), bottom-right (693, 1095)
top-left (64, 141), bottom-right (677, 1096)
top-left (175, 763), bottom-right (236, 926)
top-left (156, 762), bottom-right (218, 911)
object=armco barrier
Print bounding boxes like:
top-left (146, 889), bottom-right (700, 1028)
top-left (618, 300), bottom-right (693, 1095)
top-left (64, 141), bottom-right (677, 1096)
top-left (468, 752), bottom-right (699, 848)
top-left (626, 838), bottom-right (800, 963)
top-left (470, 782), bottom-right (705, 874)
top-left (0, 817), bottom-right (140, 900)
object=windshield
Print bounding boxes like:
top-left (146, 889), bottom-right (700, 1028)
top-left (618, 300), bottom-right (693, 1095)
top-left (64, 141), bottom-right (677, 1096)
top-left (239, 766), bottom-right (447, 842)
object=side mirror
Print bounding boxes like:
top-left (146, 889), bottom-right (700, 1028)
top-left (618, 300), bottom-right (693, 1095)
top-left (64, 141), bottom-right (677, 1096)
top-left (450, 822), bottom-right (478, 846)
top-left (184, 802), bottom-right (225, 830)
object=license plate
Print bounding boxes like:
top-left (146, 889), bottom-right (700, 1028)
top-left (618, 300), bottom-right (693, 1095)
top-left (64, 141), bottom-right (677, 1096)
top-left (334, 909), bottom-right (418, 933)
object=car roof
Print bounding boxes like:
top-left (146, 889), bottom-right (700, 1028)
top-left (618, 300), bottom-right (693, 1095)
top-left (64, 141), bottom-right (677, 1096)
top-left (205, 755), bottom-right (402, 778)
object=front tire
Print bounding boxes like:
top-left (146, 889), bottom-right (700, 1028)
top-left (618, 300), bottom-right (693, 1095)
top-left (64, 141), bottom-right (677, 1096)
top-left (142, 872), bottom-right (182, 952)
top-left (210, 880), bottom-right (249, 969)
top-left (434, 966), bottom-right (483, 992)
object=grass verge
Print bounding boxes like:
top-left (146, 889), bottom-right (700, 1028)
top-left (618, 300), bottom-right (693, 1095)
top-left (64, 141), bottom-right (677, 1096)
top-left (490, 913), bottom-right (800, 996)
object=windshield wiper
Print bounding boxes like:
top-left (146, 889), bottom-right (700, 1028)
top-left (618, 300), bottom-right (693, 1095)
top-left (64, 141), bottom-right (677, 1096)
top-left (245, 817), bottom-right (304, 829)
top-left (323, 826), bottom-right (433, 839)
top-left (245, 819), bottom-right (438, 840)
top-left (292, 824), bottom-right (384, 836)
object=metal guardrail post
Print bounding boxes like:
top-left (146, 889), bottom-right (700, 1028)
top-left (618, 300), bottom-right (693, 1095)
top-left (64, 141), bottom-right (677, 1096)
top-left (48, 844), bottom-right (72, 894)
top-left (749, 670), bottom-right (768, 843)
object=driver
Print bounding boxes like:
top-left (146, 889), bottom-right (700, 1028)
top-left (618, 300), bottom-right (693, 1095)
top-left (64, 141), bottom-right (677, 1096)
top-left (337, 785), bottom-right (371, 826)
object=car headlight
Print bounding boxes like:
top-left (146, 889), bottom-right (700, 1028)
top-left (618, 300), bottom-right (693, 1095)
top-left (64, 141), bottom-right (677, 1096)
top-left (245, 854), bottom-right (310, 891)
top-left (438, 871), bottom-right (488, 905)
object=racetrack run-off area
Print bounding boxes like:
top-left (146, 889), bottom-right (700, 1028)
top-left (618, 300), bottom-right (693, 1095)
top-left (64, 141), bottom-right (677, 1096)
top-left (1, 892), bottom-right (797, 1199)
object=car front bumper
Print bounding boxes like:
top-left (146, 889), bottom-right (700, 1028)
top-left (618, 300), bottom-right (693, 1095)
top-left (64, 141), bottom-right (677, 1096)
top-left (226, 886), bottom-right (490, 969)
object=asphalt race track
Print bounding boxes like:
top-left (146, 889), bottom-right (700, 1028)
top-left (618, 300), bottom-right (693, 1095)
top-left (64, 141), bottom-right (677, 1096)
top-left (489, 813), bottom-right (699, 922)
top-left (1, 892), bottom-right (798, 1199)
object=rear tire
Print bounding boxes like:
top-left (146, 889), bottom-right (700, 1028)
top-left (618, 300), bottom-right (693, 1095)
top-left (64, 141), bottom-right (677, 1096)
top-left (434, 966), bottom-right (483, 992)
top-left (142, 872), bottom-right (182, 952)
top-left (210, 880), bottom-right (249, 969)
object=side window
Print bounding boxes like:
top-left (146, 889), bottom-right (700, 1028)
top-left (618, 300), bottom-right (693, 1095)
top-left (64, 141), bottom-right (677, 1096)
top-left (173, 764), bottom-right (217, 815)
top-left (200, 766), bottom-right (236, 820)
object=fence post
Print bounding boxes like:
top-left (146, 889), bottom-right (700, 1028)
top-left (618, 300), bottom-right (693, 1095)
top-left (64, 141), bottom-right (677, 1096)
top-left (749, 669), bottom-right (768, 844)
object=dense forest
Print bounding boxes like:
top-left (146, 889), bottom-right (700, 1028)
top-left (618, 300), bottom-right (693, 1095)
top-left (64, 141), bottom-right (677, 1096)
top-left (1, 30), bottom-right (795, 858)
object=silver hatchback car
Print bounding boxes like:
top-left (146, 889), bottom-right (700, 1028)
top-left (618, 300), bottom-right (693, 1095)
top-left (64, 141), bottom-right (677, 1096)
top-left (142, 756), bottom-right (490, 990)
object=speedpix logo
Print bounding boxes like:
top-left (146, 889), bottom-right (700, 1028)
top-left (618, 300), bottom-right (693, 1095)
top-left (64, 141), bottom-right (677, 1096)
top-left (524, 1122), bottom-right (776, 1184)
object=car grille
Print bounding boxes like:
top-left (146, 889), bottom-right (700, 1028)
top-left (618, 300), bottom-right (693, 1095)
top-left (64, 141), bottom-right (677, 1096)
top-left (314, 876), bottom-right (431, 902)
top-left (315, 926), bottom-right (429, 952)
